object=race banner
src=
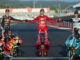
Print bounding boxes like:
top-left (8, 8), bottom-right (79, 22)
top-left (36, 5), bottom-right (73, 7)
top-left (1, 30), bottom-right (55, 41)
top-left (0, 8), bottom-right (50, 13)
top-left (11, 8), bottom-right (28, 13)
top-left (0, 9), bottom-right (6, 13)
top-left (31, 8), bottom-right (49, 13)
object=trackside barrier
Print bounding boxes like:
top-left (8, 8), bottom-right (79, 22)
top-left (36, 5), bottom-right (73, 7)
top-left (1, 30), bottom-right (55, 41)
top-left (10, 57), bottom-right (70, 60)
top-left (0, 8), bottom-right (49, 13)
top-left (47, 22), bottom-right (73, 29)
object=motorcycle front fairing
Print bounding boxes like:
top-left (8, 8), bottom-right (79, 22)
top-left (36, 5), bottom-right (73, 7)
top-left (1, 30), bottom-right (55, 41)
top-left (65, 35), bottom-right (80, 56)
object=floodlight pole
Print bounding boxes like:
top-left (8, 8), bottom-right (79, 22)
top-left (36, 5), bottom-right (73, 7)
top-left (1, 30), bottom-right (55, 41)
top-left (33, 0), bottom-right (36, 8)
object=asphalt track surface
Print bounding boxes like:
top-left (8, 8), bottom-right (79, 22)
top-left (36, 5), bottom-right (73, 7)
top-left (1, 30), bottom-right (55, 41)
top-left (7, 22), bottom-right (71, 58)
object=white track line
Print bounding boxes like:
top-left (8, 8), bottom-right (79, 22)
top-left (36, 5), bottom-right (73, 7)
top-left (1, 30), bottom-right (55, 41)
top-left (10, 57), bottom-right (69, 60)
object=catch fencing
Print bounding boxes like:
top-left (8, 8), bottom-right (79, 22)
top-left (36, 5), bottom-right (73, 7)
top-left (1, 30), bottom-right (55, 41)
top-left (47, 22), bottom-right (73, 30)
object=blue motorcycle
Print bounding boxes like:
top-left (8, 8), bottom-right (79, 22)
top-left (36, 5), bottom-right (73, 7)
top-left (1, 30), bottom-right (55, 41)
top-left (65, 34), bottom-right (80, 60)
top-left (65, 23), bottom-right (80, 60)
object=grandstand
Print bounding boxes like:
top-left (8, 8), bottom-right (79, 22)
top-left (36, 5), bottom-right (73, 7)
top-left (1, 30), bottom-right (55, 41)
top-left (58, 3), bottom-right (80, 17)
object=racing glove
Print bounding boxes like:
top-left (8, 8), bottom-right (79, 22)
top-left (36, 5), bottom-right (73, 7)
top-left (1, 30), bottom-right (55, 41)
top-left (57, 19), bottom-right (63, 22)
top-left (25, 20), bottom-right (28, 22)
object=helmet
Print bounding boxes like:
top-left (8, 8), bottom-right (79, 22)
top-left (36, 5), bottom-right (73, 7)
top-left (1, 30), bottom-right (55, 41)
top-left (5, 9), bottom-right (10, 12)
top-left (40, 9), bottom-right (44, 12)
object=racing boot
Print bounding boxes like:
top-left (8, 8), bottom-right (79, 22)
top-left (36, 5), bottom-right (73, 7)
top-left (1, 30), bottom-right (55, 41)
top-left (44, 40), bottom-right (50, 50)
top-left (44, 41), bottom-right (50, 46)
top-left (35, 40), bottom-right (41, 46)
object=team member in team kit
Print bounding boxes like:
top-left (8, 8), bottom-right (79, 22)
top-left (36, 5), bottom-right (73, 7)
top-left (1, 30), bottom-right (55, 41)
top-left (72, 10), bottom-right (80, 38)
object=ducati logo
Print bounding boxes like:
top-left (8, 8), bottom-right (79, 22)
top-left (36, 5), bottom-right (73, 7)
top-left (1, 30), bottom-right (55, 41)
top-left (40, 18), bottom-right (45, 24)
top-left (40, 18), bottom-right (44, 21)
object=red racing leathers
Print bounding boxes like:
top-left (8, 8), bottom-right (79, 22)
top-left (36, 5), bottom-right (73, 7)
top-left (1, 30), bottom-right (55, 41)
top-left (28, 15), bottom-right (57, 44)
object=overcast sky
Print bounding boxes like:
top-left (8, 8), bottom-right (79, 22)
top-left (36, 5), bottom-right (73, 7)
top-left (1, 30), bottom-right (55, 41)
top-left (17, 0), bottom-right (80, 2)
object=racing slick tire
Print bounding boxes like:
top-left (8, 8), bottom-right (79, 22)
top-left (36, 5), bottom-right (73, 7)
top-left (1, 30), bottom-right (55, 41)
top-left (67, 49), bottom-right (76, 60)
top-left (15, 47), bottom-right (22, 57)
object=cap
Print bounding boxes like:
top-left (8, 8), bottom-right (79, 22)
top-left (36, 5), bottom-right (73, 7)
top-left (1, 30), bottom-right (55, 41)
top-left (5, 9), bottom-right (10, 12)
top-left (74, 10), bottom-right (78, 14)
top-left (40, 9), bottom-right (44, 12)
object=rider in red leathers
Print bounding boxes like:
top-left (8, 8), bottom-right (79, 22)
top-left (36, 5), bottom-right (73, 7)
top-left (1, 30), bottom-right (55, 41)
top-left (26, 9), bottom-right (58, 46)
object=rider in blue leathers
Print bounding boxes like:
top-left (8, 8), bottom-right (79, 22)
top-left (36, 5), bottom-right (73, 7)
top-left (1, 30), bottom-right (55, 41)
top-left (1, 9), bottom-right (24, 41)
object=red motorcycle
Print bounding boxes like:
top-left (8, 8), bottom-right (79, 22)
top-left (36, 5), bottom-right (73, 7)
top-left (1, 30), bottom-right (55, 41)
top-left (36, 33), bottom-right (50, 56)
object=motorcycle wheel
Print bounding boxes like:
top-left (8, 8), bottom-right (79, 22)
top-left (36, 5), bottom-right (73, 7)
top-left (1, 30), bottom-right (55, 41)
top-left (67, 49), bottom-right (75, 60)
top-left (41, 50), bottom-right (44, 57)
top-left (11, 47), bottom-right (14, 56)
top-left (15, 47), bottom-right (22, 57)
